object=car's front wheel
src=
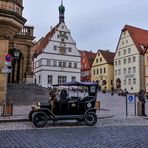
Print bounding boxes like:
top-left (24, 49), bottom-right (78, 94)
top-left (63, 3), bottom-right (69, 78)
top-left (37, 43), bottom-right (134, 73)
top-left (84, 112), bottom-right (97, 126)
top-left (32, 111), bottom-right (48, 127)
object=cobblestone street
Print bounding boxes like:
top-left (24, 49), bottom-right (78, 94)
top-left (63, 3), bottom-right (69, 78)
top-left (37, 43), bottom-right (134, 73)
top-left (0, 92), bottom-right (148, 147)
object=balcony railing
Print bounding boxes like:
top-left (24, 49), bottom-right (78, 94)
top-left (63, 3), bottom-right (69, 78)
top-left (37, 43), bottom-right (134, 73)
top-left (17, 26), bottom-right (34, 37)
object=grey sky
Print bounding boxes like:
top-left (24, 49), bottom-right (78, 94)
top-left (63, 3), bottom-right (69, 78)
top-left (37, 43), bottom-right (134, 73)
top-left (23, 0), bottom-right (148, 52)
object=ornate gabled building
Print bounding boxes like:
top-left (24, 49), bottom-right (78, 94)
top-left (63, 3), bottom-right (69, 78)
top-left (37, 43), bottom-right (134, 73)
top-left (79, 50), bottom-right (96, 82)
top-left (91, 49), bottom-right (115, 91)
top-left (32, 2), bottom-right (81, 87)
top-left (114, 25), bottom-right (148, 93)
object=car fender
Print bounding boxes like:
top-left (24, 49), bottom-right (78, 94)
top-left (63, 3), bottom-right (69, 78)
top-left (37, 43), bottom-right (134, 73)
top-left (83, 108), bottom-right (97, 118)
top-left (36, 108), bottom-right (55, 118)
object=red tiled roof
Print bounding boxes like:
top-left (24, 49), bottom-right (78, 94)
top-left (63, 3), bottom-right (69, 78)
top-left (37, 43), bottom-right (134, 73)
top-left (79, 50), bottom-right (96, 67)
top-left (122, 25), bottom-right (148, 54)
top-left (98, 50), bottom-right (115, 64)
top-left (33, 23), bottom-right (60, 54)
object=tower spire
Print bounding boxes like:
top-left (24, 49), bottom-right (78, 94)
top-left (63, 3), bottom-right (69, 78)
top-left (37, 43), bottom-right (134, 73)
top-left (59, 0), bottom-right (65, 22)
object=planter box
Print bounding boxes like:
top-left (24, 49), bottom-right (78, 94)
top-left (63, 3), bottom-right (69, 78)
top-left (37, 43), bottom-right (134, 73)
top-left (1, 104), bottom-right (13, 117)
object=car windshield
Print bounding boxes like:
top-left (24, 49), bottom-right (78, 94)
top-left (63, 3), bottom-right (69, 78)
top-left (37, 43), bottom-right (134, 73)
top-left (51, 81), bottom-right (98, 100)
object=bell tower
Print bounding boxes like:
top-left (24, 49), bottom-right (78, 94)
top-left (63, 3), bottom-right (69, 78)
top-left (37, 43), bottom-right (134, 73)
top-left (59, 0), bottom-right (65, 23)
top-left (0, 0), bottom-right (26, 104)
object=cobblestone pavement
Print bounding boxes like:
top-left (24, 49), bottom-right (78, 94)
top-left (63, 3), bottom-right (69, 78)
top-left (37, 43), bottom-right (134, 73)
top-left (0, 92), bottom-right (148, 147)
top-left (0, 125), bottom-right (148, 148)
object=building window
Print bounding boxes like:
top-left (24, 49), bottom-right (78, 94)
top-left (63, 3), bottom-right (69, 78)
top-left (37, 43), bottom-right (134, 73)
top-left (123, 49), bottom-right (126, 55)
top-left (53, 45), bottom-right (57, 51)
top-left (63, 61), bottom-right (66, 67)
top-left (115, 70), bottom-right (117, 76)
top-left (68, 48), bottom-right (72, 52)
top-left (118, 51), bottom-right (120, 56)
top-left (133, 67), bottom-right (136, 73)
top-left (128, 68), bottom-right (131, 74)
top-left (132, 56), bottom-right (136, 62)
top-left (123, 59), bottom-right (126, 64)
top-left (68, 62), bottom-right (72, 68)
top-left (59, 61), bottom-right (62, 67)
top-left (104, 68), bottom-right (106, 73)
top-left (66, 36), bottom-right (68, 40)
top-left (97, 69), bottom-right (99, 74)
top-left (96, 59), bottom-right (98, 63)
top-left (128, 79), bottom-right (131, 85)
top-left (133, 78), bottom-right (136, 84)
top-left (118, 69), bottom-right (121, 75)
top-left (128, 48), bottom-right (131, 54)
top-left (62, 25), bottom-right (64, 29)
top-left (74, 63), bottom-right (77, 68)
top-left (48, 75), bottom-right (52, 84)
top-left (115, 61), bottom-right (117, 66)
top-left (118, 60), bottom-right (121, 65)
top-left (93, 69), bottom-right (95, 75)
top-left (124, 68), bottom-right (126, 74)
top-left (100, 58), bottom-right (102, 62)
top-left (123, 32), bottom-right (126, 36)
top-left (71, 76), bottom-right (76, 81)
top-left (53, 61), bottom-right (57, 66)
top-left (100, 68), bottom-right (102, 74)
top-left (57, 35), bottom-right (60, 38)
top-left (39, 75), bottom-right (41, 84)
top-left (122, 41), bottom-right (124, 45)
top-left (128, 57), bottom-right (131, 63)
top-left (58, 76), bottom-right (67, 84)
top-left (124, 79), bottom-right (127, 85)
top-left (38, 60), bottom-right (42, 66)
top-left (47, 60), bottom-right (51, 66)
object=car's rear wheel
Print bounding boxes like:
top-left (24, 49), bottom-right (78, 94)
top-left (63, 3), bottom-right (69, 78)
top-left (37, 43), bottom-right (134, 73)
top-left (32, 111), bottom-right (48, 127)
top-left (28, 110), bottom-right (35, 121)
top-left (84, 112), bottom-right (97, 126)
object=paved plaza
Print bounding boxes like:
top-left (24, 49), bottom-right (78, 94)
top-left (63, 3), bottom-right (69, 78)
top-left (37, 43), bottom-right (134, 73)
top-left (0, 92), bottom-right (148, 147)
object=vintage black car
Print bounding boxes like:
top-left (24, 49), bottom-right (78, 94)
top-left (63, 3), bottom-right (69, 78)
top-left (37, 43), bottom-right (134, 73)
top-left (29, 81), bottom-right (98, 127)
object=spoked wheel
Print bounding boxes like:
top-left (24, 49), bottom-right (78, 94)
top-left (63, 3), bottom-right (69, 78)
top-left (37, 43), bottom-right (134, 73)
top-left (84, 112), bottom-right (97, 126)
top-left (32, 111), bottom-right (48, 128)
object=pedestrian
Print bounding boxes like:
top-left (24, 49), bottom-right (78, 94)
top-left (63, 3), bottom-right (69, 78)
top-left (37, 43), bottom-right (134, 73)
top-left (111, 86), bottom-right (114, 95)
top-left (138, 90), bottom-right (146, 116)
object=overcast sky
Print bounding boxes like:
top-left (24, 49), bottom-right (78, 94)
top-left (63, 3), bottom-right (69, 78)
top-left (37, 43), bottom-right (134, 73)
top-left (23, 0), bottom-right (148, 52)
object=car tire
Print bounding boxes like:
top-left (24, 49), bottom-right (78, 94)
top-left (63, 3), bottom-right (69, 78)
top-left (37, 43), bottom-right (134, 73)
top-left (28, 110), bottom-right (35, 121)
top-left (32, 111), bottom-right (48, 128)
top-left (84, 112), bottom-right (97, 126)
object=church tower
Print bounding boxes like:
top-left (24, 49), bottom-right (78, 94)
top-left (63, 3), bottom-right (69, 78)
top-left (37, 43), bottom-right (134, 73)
top-left (59, 0), bottom-right (65, 22)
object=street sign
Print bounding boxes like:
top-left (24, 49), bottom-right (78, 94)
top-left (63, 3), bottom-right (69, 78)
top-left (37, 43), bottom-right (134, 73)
top-left (127, 94), bottom-right (135, 103)
top-left (5, 54), bottom-right (12, 62)
top-left (2, 67), bottom-right (12, 73)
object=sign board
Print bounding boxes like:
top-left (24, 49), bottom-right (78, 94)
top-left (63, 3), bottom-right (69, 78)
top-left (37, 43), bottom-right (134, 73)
top-left (127, 94), bottom-right (135, 103)
top-left (5, 54), bottom-right (12, 62)
top-left (2, 68), bottom-right (12, 73)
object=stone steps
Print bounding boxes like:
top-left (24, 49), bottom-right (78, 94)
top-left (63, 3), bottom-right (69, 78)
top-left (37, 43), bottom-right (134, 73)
top-left (6, 84), bottom-right (49, 105)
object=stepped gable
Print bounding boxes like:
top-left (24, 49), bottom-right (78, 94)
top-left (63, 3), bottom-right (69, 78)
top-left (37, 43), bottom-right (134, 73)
top-left (33, 23), bottom-right (60, 54)
top-left (98, 50), bottom-right (115, 64)
top-left (122, 25), bottom-right (148, 54)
